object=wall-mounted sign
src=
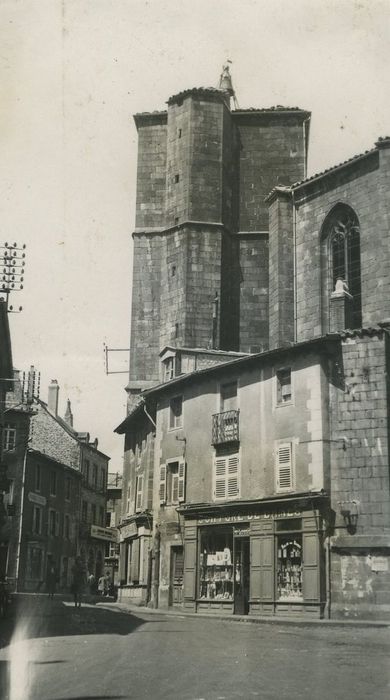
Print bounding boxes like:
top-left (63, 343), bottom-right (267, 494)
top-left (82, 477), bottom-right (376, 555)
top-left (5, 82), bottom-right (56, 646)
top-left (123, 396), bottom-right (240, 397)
top-left (28, 492), bottom-right (47, 507)
top-left (119, 522), bottom-right (138, 541)
top-left (90, 525), bottom-right (118, 542)
top-left (370, 556), bottom-right (388, 573)
top-left (198, 511), bottom-right (302, 525)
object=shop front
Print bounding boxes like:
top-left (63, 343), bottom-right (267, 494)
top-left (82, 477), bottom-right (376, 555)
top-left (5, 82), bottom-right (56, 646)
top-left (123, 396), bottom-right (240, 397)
top-left (180, 496), bottom-right (327, 618)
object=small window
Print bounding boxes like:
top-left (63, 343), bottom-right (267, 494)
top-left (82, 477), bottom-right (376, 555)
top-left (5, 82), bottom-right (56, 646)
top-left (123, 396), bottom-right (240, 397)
top-left (178, 128), bottom-right (182, 138)
top-left (169, 396), bottom-right (183, 429)
top-left (91, 504), bottom-right (96, 524)
top-left (175, 322), bottom-right (179, 338)
top-left (65, 476), bottom-right (71, 500)
top-left (32, 506), bottom-right (42, 535)
top-left (213, 454), bottom-right (239, 501)
top-left (35, 464), bottom-right (41, 492)
top-left (49, 509), bottom-right (59, 537)
top-left (100, 468), bottom-right (106, 492)
top-left (83, 459), bottom-right (90, 485)
top-left (174, 173), bottom-right (180, 183)
top-left (174, 216), bottom-right (179, 225)
top-left (82, 500), bottom-right (88, 522)
top-left (50, 471), bottom-right (57, 496)
top-left (64, 514), bottom-right (70, 540)
top-left (99, 506), bottom-right (104, 526)
top-left (164, 357), bottom-right (174, 382)
top-left (275, 442), bottom-right (294, 492)
top-left (3, 424), bottom-right (16, 452)
top-left (93, 464), bottom-right (98, 489)
top-left (171, 264), bottom-right (176, 277)
top-left (135, 474), bottom-right (144, 512)
top-left (276, 369), bottom-right (292, 404)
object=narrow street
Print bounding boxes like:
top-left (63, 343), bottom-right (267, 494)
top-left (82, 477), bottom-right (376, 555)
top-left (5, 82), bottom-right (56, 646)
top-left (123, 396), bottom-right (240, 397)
top-left (0, 596), bottom-right (389, 700)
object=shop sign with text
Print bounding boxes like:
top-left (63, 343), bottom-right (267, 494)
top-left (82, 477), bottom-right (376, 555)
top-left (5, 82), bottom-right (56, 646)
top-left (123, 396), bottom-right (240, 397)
top-left (198, 511), bottom-right (301, 525)
top-left (91, 525), bottom-right (118, 542)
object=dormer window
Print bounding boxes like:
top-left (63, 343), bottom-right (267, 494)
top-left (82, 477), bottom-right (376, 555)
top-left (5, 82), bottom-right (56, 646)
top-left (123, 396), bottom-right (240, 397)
top-left (164, 357), bottom-right (174, 382)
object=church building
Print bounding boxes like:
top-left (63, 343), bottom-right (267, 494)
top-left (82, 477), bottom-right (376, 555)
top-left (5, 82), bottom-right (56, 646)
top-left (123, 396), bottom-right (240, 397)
top-left (116, 67), bottom-right (390, 620)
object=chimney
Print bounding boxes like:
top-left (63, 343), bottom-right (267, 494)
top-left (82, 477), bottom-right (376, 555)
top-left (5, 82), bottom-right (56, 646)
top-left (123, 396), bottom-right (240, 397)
top-left (64, 398), bottom-right (73, 428)
top-left (47, 380), bottom-right (59, 416)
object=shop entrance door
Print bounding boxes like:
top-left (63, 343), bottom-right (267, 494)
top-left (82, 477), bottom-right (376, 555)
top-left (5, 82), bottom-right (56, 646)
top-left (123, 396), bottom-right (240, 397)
top-left (169, 546), bottom-right (184, 606)
top-left (234, 537), bottom-right (250, 615)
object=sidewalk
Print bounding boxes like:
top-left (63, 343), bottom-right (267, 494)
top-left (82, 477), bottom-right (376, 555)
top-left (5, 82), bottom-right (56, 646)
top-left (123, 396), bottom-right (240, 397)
top-left (110, 598), bottom-right (390, 629)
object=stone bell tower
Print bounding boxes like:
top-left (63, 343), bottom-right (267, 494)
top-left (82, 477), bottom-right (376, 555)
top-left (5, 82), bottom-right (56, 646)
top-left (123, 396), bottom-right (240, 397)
top-left (127, 67), bottom-right (310, 403)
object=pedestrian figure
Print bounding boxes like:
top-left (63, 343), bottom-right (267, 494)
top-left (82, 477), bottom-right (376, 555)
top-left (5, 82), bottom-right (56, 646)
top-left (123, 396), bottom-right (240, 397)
top-left (104, 571), bottom-right (111, 597)
top-left (46, 562), bottom-right (57, 600)
top-left (97, 574), bottom-right (106, 596)
top-left (71, 556), bottom-right (86, 608)
top-left (87, 572), bottom-right (95, 594)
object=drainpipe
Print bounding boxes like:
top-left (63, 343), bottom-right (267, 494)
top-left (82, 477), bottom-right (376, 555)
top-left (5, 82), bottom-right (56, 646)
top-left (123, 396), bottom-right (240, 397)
top-left (325, 536), bottom-right (331, 619)
top-left (150, 523), bottom-right (160, 608)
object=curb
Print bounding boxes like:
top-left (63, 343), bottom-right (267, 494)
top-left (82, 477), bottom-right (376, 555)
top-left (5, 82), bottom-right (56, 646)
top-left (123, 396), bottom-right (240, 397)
top-left (108, 601), bottom-right (390, 629)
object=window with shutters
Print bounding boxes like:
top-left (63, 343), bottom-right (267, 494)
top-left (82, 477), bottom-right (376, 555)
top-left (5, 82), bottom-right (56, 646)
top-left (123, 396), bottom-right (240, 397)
top-left (135, 474), bottom-right (144, 512)
top-left (159, 460), bottom-right (186, 505)
top-left (213, 453), bottom-right (239, 501)
top-left (275, 442), bottom-right (294, 492)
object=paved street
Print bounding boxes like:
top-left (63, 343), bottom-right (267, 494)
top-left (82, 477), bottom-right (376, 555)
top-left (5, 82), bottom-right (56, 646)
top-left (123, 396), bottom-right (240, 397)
top-left (0, 597), bottom-right (389, 700)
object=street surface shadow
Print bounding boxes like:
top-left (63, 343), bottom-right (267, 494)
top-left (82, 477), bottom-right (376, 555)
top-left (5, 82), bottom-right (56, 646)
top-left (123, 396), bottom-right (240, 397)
top-left (0, 598), bottom-right (144, 650)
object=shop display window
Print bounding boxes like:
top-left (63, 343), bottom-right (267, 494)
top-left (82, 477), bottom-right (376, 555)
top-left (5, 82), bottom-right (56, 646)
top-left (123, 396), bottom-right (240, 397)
top-left (276, 532), bottom-right (303, 601)
top-left (199, 528), bottom-right (233, 601)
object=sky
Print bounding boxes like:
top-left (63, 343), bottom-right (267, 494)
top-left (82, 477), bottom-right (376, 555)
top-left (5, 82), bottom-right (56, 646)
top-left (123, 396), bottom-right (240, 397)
top-left (0, 0), bottom-right (389, 470)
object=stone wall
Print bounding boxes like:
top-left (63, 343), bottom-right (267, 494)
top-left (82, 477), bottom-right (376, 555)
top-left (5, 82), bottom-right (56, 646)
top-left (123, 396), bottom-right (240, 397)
top-left (238, 235), bottom-right (269, 353)
top-left (293, 150), bottom-right (389, 340)
top-left (329, 329), bottom-right (390, 618)
top-left (235, 113), bottom-right (307, 232)
top-left (268, 191), bottom-right (294, 349)
top-left (134, 115), bottom-right (167, 230)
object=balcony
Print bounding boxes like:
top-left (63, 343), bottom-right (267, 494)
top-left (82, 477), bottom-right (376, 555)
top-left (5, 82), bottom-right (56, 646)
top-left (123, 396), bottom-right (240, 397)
top-left (212, 409), bottom-right (240, 445)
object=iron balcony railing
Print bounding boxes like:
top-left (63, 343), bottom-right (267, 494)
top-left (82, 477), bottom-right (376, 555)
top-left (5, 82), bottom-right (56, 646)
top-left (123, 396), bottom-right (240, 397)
top-left (212, 409), bottom-right (240, 445)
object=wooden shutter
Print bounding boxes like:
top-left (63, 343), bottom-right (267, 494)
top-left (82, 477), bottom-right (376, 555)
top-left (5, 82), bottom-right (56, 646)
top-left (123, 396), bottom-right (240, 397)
top-left (276, 443), bottom-right (293, 491)
top-left (126, 483), bottom-right (132, 514)
top-left (302, 531), bottom-right (321, 602)
top-left (250, 519), bottom-right (274, 609)
top-left (227, 455), bottom-right (239, 498)
top-left (178, 459), bottom-right (186, 503)
top-left (159, 465), bottom-right (167, 504)
top-left (183, 524), bottom-right (197, 609)
top-left (214, 456), bottom-right (227, 500)
top-left (131, 538), bottom-right (140, 582)
top-left (136, 475), bottom-right (144, 512)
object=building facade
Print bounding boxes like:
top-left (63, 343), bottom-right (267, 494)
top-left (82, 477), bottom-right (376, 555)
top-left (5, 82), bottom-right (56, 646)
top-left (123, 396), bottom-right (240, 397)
top-left (117, 73), bottom-right (390, 620)
top-left (1, 377), bottom-right (109, 592)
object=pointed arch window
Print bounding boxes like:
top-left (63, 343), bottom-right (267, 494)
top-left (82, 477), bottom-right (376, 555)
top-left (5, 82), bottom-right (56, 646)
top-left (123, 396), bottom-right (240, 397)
top-left (322, 205), bottom-right (362, 330)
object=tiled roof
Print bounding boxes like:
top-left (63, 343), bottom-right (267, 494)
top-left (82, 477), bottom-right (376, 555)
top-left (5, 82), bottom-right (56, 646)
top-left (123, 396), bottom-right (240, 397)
top-left (167, 87), bottom-right (227, 105)
top-left (291, 145), bottom-right (379, 190)
top-left (233, 106), bottom-right (309, 114)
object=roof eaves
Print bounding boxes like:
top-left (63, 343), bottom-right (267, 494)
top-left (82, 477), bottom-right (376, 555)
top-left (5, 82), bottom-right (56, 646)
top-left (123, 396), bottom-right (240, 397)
top-left (291, 145), bottom-right (378, 191)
